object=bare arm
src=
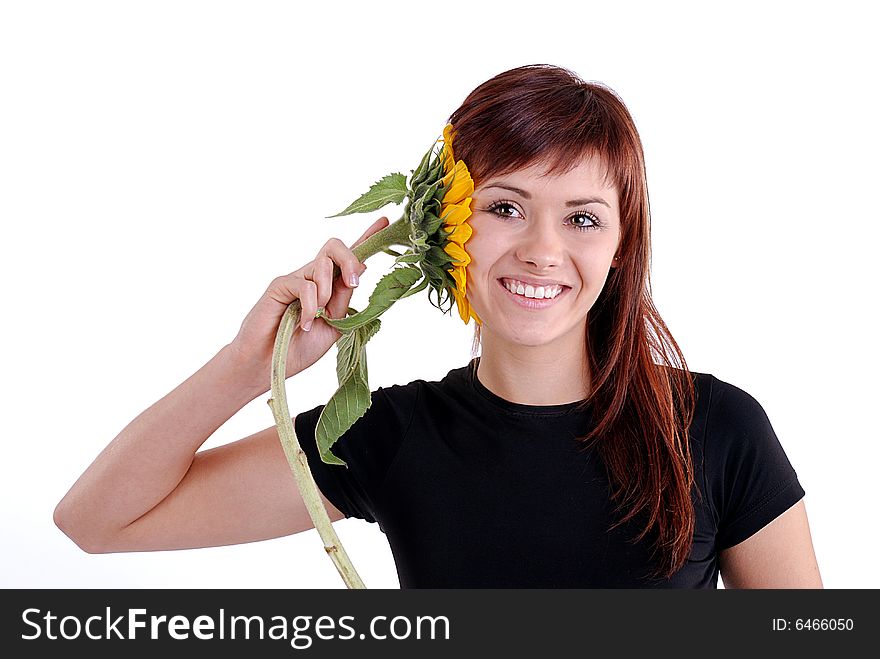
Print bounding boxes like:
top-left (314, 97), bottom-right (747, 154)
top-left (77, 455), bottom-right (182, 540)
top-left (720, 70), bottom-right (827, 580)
top-left (53, 345), bottom-right (345, 553)
top-left (719, 499), bottom-right (823, 588)
top-left (54, 217), bottom-right (388, 554)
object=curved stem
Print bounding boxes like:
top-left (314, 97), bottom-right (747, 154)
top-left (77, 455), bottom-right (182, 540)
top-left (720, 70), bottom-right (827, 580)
top-left (267, 215), bottom-right (411, 589)
top-left (267, 300), bottom-right (365, 588)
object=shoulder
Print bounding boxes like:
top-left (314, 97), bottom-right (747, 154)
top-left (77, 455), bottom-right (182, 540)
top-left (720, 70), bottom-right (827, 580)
top-left (704, 374), bottom-right (771, 427)
top-left (387, 360), bottom-right (475, 409)
top-left (689, 372), bottom-right (805, 549)
top-left (698, 373), bottom-right (786, 464)
top-left (688, 370), bottom-right (783, 463)
top-left (367, 361), bottom-right (471, 415)
top-left (665, 367), bottom-right (774, 442)
top-left (295, 361), bottom-right (472, 448)
top-left (290, 363), bottom-right (473, 524)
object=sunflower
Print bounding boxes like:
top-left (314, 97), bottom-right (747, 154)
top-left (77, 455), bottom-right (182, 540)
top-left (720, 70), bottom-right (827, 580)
top-left (437, 124), bottom-right (481, 325)
top-left (326, 122), bottom-right (482, 325)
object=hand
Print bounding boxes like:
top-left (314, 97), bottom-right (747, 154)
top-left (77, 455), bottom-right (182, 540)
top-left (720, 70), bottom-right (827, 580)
top-left (229, 216), bottom-right (390, 389)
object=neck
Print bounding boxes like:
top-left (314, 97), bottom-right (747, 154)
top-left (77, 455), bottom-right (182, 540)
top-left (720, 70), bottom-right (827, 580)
top-left (475, 331), bottom-right (591, 406)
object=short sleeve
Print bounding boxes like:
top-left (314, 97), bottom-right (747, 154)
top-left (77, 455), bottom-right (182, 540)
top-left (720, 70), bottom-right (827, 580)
top-left (704, 376), bottom-right (806, 550)
top-left (293, 380), bottom-right (420, 525)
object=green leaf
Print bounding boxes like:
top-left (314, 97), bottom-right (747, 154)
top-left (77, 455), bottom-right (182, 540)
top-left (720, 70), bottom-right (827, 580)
top-left (327, 173), bottom-right (409, 217)
top-left (314, 316), bottom-right (382, 465)
top-left (321, 266), bottom-right (422, 332)
top-left (398, 275), bottom-right (429, 300)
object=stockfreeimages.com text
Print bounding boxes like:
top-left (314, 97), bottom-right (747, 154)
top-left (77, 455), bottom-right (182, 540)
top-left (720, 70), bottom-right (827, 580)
top-left (21, 607), bottom-right (450, 648)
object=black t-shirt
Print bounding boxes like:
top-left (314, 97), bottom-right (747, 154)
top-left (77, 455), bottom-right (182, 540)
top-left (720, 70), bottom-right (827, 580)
top-left (294, 357), bottom-right (805, 588)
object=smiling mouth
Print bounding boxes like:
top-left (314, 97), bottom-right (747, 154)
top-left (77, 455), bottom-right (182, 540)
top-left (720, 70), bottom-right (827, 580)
top-left (497, 278), bottom-right (571, 309)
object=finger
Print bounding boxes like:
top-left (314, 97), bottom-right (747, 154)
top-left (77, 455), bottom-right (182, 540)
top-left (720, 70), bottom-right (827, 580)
top-left (350, 216), bottom-right (389, 250)
top-left (309, 254), bottom-right (335, 311)
top-left (266, 272), bottom-right (309, 310)
top-left (325, 273), bottom-right (357, 322)
top-left (297, 279), bottom-right (318, 331)
top-left (322, 237), bottom-right (368, 290)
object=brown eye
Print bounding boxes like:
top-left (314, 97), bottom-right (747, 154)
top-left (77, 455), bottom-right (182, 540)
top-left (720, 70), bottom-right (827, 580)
top-left (566, 212), bottom-right (602, 231)
top-left (485, 201), bottom-right (520, 218)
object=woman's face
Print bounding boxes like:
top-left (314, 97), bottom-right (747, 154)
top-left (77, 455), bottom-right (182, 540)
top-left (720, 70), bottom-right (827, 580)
top-left (465, 155), bottom-right (621, 350)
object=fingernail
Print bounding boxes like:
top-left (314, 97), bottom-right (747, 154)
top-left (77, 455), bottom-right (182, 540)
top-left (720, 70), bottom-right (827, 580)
top-left (303, 320), bottom-right (312, 332)
top-left (349, 273), bottom-right (359, 287)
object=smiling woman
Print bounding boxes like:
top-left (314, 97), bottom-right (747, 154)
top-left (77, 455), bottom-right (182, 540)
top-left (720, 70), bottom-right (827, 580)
top-left (54, 63), bottom-right (822, 589)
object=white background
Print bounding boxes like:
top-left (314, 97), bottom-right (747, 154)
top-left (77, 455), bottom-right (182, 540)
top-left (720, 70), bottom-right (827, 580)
top-left (2, 1), bottom-right (877, 589)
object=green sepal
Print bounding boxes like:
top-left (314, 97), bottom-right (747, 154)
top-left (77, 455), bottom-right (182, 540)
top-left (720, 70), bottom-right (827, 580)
top-left (409, 142), bottom-right (436, 189)
top-left (427, 281), bottom-right (455, 313)
top-left (393, 252), bottom-right (423, 264)
top-left (423, 211), bottom-right (444, 236)
top-left (425, 245), bottom-right (453, 267)
top-left (420, 261), bottom-right (444, 285)
top-left (413, 155), bottom-right (445, 198)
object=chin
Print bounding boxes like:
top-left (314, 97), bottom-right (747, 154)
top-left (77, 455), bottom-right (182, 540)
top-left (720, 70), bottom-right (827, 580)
top-left (511, 336), bottom-right (557, 348)
top-left (490, 323), bottom-right (560, 347)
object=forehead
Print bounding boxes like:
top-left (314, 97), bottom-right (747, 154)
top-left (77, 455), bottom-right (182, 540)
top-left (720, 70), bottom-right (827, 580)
top-left (475, 154), bottom-right (617, 199)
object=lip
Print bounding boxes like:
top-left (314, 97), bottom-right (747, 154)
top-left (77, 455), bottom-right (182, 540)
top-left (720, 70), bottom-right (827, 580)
top-left (497, 278), bottom-right (569, 310)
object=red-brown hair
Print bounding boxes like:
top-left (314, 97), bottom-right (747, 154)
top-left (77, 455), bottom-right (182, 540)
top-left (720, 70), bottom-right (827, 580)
top-left (448, 64), bottom-right (698, 580)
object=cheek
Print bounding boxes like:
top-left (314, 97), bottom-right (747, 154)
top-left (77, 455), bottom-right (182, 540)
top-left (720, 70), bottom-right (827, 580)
top-left (464, 222), bottom-right (492, 275)
top-left (462, 218), bottom-right (495, 273)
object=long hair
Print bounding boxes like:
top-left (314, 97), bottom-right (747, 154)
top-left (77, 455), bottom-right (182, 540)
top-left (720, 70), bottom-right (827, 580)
top-left (448, 64), bottom-right (698, 580)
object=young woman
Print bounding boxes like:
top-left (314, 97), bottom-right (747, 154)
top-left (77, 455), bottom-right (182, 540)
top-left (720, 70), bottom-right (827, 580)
top-left (54, 64), bottom-right (823, 588)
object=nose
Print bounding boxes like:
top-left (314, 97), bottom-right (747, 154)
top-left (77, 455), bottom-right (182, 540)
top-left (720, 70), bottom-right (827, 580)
top-left (514, 217), bottom-right (564, 270)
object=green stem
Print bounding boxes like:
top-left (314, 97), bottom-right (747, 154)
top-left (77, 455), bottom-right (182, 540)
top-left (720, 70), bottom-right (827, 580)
top-left (267, 214), bottom-right (412, 589)
top-left (351, 215), bottom-right (412, 262)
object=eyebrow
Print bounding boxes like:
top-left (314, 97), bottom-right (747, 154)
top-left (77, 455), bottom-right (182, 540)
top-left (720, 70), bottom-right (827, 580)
top-left (481, 183), bottom-right (611, 208)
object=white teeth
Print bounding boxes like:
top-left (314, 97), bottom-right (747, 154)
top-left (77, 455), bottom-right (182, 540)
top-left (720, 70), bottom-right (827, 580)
top-left (503, 279), bottom-right (562, 299)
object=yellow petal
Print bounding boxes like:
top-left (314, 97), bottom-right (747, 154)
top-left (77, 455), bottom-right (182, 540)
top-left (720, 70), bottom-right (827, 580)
top-left (441, 161), bottom-right (474, 204)
top-left (452, 286), bottom-right (470, 324)
top-left (469, 307), bottom-right (482, 325)
top-left (440, 198), bottom-right (472, 226)
top-left (449, 265), bottom-right (466, 293)
top-left (444, 241), bottom-right (471, 266)
top-left (444, 221), bottom-right (472, 246)
top-left (442, 145), bottom-right (455, 175)
top-left (442, 124), bottom-right (456, 173)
